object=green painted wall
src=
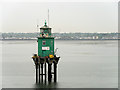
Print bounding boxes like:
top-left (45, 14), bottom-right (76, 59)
top-left (38, 37), bottom-right (54, 57)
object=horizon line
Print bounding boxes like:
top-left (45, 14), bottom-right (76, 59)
top-left (0, 32), bottom-right (119, 33)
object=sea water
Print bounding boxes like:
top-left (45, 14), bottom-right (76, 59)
top-left (2, 40), bottom-right (118, 88)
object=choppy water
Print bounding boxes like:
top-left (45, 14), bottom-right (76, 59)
top-left (2, 40), bottom-right (118, 88)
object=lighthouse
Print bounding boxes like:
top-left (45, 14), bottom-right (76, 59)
top-left (32, 21), bottom-right (60, 83)
top-left (38, 21), bottom-right (54, 57)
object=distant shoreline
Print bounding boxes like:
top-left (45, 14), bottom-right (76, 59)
top-left (1, 32), bottom-right (119, 40)
top-left (0, 39), bottom-right (119, 41)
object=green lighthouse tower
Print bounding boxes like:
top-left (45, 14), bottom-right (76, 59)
top-left (38, 21), bottom-right (54, 57)
top-left (32, 21), bottom-right (60, 83)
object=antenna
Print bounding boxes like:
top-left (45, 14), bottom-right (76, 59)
top-left (48, 9), bottom-right (49, 26)
top-left (36, 19), bottom-right (39, 31)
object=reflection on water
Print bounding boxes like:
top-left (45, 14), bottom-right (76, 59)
top-left (33, 82), bottom-right (58, 88)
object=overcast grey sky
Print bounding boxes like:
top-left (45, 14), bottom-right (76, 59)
top-left (1, 1), bottom-right (118, 33)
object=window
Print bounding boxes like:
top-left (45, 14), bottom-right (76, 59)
top-left (40, 29), bottom-right (43, 33)
top-left (42, 40), bottom-right (46, 45)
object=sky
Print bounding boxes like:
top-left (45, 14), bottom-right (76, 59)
top-left (0, 0), bottom-right (119, 33)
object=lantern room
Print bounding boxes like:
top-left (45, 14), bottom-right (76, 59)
top-left (40, 21), bottom-right (52, 37)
